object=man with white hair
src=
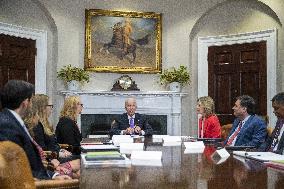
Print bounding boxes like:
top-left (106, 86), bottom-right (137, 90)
top-left (110, 97), bottom-right (153, 136)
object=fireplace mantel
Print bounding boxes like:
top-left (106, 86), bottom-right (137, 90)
top-left (60, 91), bottom-right (187, 135)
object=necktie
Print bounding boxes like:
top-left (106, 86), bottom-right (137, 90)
top-left (268, 119), bottom-right (284, 152)
top-left (130, 117), bottom-right (134, 128)
top-left (226, 121), bottom-right (243, 146)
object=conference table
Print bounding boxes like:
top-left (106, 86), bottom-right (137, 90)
top-left (80, 137), bottom-right (284, 189)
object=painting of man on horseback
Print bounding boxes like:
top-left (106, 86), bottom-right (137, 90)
top-left (100, 19), bottom-right (150, 63)
top-left (85, 9), bottom-right (161, 73)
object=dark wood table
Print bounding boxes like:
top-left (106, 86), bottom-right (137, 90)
top-left (80, 138), bottom-right (284, 189)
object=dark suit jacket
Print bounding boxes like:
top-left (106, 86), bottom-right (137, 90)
top-left (55, 117), bottom-right (82, 148)
top-left (110, 113), bottom-right (153, 136)
top-left (33, 122), bottom-right (60, 153)
top-left (0, 109), bottom-right (52, 179)
top-left (224, 115), bottom-right (267, 147)
top-left (258, 119), bottom-right (284, 154)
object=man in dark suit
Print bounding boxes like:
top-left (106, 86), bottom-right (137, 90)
top-left (110, 97), bottom-right (153, 136)
top-left (258, 92), bottom-right (284, 154)
top-left (0, 80), bottom-right (70, 180)
top-left (223, 95), bottom-right (267, 147)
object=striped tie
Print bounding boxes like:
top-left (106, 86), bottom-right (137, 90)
top-left (226, 121), bottom-right (243, 146)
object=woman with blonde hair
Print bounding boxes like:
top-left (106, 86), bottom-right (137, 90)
top-left (27, 94), bottom-right (72, 159)
top-left (55, 96), bottom-right (82, 154)
top-left (24, 94), bottom-right (80, 178)
top-left (196, 96), bottom-right (221, 138)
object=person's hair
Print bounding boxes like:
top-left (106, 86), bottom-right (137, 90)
top-left (24, 97), bottom-right (39, 136)
top-left (0, 80), bottom-right (34, 110)
top-left (272, 92), bottom-right (284, 105)
top-left (197, 96), bottom-right (215, 117)
top-left (236, 95), bottom-right (256, 115)
top-left (125, 97), bottom-right (137, 107)
top-left (60, 96), bottom-right (81, 121)
top-left (29, 94), bottom-right (54, 136)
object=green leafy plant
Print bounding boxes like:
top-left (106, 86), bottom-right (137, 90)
top-left (159, 65), bottom-right (190, 87)
top-left (57, 64), bottom-right (90, 84)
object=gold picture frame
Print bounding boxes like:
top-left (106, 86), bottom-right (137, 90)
top-left (84, 9), bottom-right (162, 73)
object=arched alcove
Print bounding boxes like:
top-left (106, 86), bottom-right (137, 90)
top-left (190, 0), bottom-right (281, 126)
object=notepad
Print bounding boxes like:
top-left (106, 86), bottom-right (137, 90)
top-left (85, 151), bottom-right (125, 161)
top-left (81, 144), bottom-right (118, 151)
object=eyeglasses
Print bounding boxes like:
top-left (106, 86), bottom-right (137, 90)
top-left (46, 104), bottom-right (54, 108)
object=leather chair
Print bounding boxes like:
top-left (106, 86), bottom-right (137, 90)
top-left (221, 124), bottom-right (233, 140)
top-left (0, 141), bottom-right (79, 189)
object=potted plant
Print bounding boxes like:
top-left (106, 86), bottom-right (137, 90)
top-left (57, 64), bottom-right (90, 90)
top-left (159, 65), bottom-right (190, 92)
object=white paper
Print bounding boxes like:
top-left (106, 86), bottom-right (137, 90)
top-left (216, 148), bottom-right (230, 158)
top-left (233, 151), bottom-right (284, 161)
top-left (163, 136), bottom-right (182, 142)
top-left (81, 144), bottom-right (118, 150)
top-left (131, 150), bottom-right (162, 160)
top-left (184, 141), bottom-right (205, 149)
top-left (120, 143), bottom-right (144, 154)
top-left (88, 135), bottom-right (109, 138)
top-left (163, 141), bottom-right (182, 146)
top-left (112, 137), bottom-right (133, 146)
top-left (152, 135), bottom-right (169, 139)
top-left (112, 135), bottom-right (132, 139)
top-left (184, 148), bottom-right (204, 154)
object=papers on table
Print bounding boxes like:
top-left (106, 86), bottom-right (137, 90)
top-left (112, 135), bottom-right (133, 146)
top-left (152, 135), bottom-right (169, 143)
top-left (88, 135), bottom-right (109, 138)
top-left (131, 150), bottom-right (162, 166)
top-left (81, 144), bottom-right (118, 151)
top-left (233, 151), bottom-right (284, 162)
top-left (82, 153), bottom-right (131, 168)
top-left (183, 141), bottom-right (205, 154)
top-left (163, 136), bottom-right (182, 146)
top-left (120, 143), bottom-right (144, 154)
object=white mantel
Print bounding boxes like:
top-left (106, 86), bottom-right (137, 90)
top-left (60, 91), bottom-right (187, 135)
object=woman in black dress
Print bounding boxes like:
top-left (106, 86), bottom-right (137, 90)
top-left (55, 96), bottom-right (82, 154)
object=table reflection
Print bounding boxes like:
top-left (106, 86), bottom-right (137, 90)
top-left (80, 137), bottom-right (284, 189)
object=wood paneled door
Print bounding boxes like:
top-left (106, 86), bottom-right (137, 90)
top-left (208, 41), bottom-right (267, 125)
top-left (0, 34), bottom-right (36, 110)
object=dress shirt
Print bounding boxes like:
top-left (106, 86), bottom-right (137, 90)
top-left (120, 114), bottom-right (145, 135)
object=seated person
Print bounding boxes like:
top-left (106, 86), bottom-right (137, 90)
top-left (223, 95), bottom-right (267, 147)
top-left (110, 98), bottom-right (153, 136)
top-left (24, 94), bottom-right (80, 179)
top-left (0, 80), bottom-right (70, 180)
top-left (30, 94), bottom-right (75, 161)
top-left (258, 92), bottom-right (284, 154)
top-left (55, 96), bottom-right (82, 155)
top-left (196, 96), bottom-right (221, 138)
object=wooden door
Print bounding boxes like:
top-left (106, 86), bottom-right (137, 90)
top-left (0, 34), bottom-right (36, 110)
top-left (208, 41), bottom-right (267, 125)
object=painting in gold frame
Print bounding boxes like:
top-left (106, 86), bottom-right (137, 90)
top-left (84, 9), bottom-right (162, 73)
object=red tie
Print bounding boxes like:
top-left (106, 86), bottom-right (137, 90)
top-left (226, 121), bottom-right (243, 146)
